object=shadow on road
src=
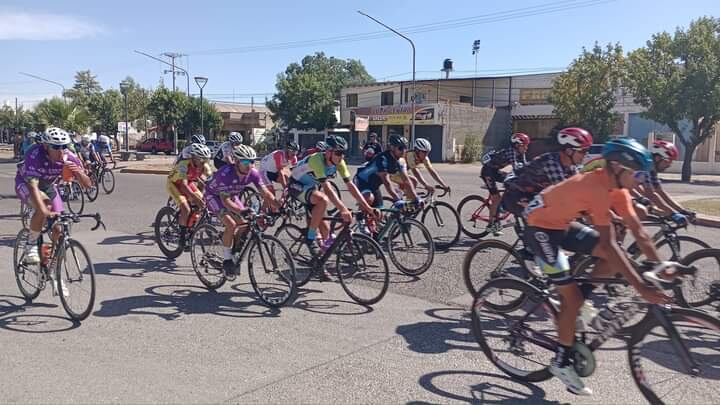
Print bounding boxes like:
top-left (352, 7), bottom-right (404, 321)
top-left (93, 255), bottom-right (192, 278)
top-left (396, 307), bottom-right (479, 354)
top-left (98, 232), bottom-right (156, 246)
top-left (0, 233), bottom-right (20, 248)
top-left (413, 370), bottom-right (565, 405)
top-left (0, 295), bottom-right (80, 333)
top-left (93, 283), bottom-right (281, 320)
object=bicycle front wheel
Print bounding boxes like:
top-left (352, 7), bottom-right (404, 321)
top-left (85, 171), bottom-right (99, 202)
top-left (190, 224), bottom-right (226, 290)
top-left (677, 248), bottom-right (720, 307)
top-left (385, 218), bottom-right (434, 276)
top-left (274, 223), bottom-right (314, 286)
top-left (247, 234), bottom-right (296, 307)
top-left (13, 229), bottom-right (42, 300)
top-left (457, 194), bottom-right (492, 239)
top-left (20, 201), bottom-right (33, 229)
top-left (471, 277), bottom-right (556, 382)
top-left (56, 239), bottom-right (96, 321)
top-left (421, 201), bottom-right (461, 250)
top-left (335, 233), bottom-right (389, 305)
top-left (154, 206), bottom-right (184, 259)
top-left (462, 239), bottom-right (535, 296)
top-left (101, 169), bottom-right (115, 194)
top-left (628, 307), bottom-right (720, 405)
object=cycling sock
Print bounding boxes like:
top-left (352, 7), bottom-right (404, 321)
top-left (306, 228), bottom-right (317, 241)
top-left (28, 230), bottom-right (40, 245)
top-left (223, 247), bottom-right (233, 260)
top-left (579, 282), bottom-right (596, 300)
top-left (554, 344), bottom-right (572, 367)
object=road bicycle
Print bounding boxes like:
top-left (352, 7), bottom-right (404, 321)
top-left (457, 186), bottom-right (516, 239)
top-left (154, 203), bottom-right (211, 259)
top-left (13, 212), bottom-right (105, 321)
top-left (190, 210), bottom-right (297, 308)
top-left (58, 180), bottom-right (85, 215)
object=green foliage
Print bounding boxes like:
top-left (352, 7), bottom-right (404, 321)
top-left (548, 42), bottom-right (625, 143)
top-left (34, 98), bottom-right (91, 133)
top-left (64, 70), bottom-right (103, 107)
top-left (626, 16), bottom-right (720, 181)
top-left (267, 52), bottom-right (374, 130)
top-left (181, 97), bottom-right (223, 138)
top-left (147, 87), bottom-right (189, 137)
top-left (87, 90), bottom-right (122, 138)
top-left (462, 133), bottom-right (484, 163)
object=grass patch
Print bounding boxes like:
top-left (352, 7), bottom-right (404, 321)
top-left (683, 198), bottom-right (720, 217)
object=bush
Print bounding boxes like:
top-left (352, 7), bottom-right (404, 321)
top-left (462, 133), bottom-right (483, 163)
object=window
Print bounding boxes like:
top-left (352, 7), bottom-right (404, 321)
top-left (346, 93), bottom-right (358, 108)
top-left (519, 88), bottom-right (552, 105)
top-left (459, 95), bottom-right (473, 104)
top-left (381, 91), bottom-right (394, 106)
top-left (404, 88), bottom-right (409, 102)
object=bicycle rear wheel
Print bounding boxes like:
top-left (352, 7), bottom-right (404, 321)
top-left (85, 171), bottom-right (99, 202)
top-left (154, 206), bottom-right (184, 259)
top-left (335, 233), bottom-right (389, 305)
top-left (628, 307), bottom-right (720, 405)
top-left (13, 229), bottom-right (42, 300)
top-left (471, 277), bottom-right (556, 382)
top-left (101, 169), bottom-right (115, 194)
top-left (421, 201), bottom-right (461, 250)
top-left (247, 234), bottom-right (297, 307)
top-left (677, 248), bottom-right (720, 307)
top-left (56, 239), bottom-right (96, 321)
top-left (457, 195), bottom-right (492, 239)
top-left (65, 182), bottom-right (85, 215)
top-left (385, 218), bottom-right (434, 276)
top-left (274, 223), bottom-right (313, 286)
top-left (20, 201), bottom-right (33, 229)
top-left (190, 224), bottom-right (226, 290)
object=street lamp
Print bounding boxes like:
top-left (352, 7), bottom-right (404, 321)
top-left (194, 76), bottom-right (208, 137)
top-left (357, 11), bottom-right (416, 143)
top-left (119, 80), bottom-right (130, 152)
top-left (19, 72), bottom-right (67, 104)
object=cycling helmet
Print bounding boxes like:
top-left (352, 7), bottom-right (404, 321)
top-left (650, 140), bottom-right (679, 161)
top-left (98, 134), bottom-right (110, 144)
top-left (232, 144), bottom-right (257, 160)
top-left (413, 138), bottom-right (432, 152)
top-left (325, 135), bottom-right (348, 151)
top-left (189, 143), bottom-right (211, 159)
top-left (510, 132), bottom-right (531, 146)
top-left (44, 127), bottom-right (71, 146)
top-left (27, 131), bottom-right (39, 140)
top-left (557, 127), bottom-right (593, 149)
top-left (228, 132), bottom-right (243, 144)
top-left (191, 134), bottom-right (206, 144)
top-left (602, 138), bottom-right (653, 172)
top-left (388, 133), bottom-right (409, 149)
top-left (286, 141), bottom-right (299, 152)
top-left (316, 141), bottom-right (329, 151)
top-left (81, 135), bottom-right (91, 144)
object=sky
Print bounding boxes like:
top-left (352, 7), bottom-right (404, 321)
top-left (1, 0), bottom-right (719, 108)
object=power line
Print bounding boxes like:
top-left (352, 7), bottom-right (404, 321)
top-left (186, 0), bottom-right (613, 56)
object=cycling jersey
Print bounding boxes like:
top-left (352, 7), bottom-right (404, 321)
top-left (300, 147), bottom-right (320, 160)
top-left (355, 150), bottom-right (405, 191)
top-left (260, 150), bottom-right (297, 174)
top-left (213, 141), bottom-right (234, 161)
top-left (390, 151), bottom-right (431, 183)
top-left (581, 158), bottom-right (661, 189)
top-left (525, 169), bottom-right (637, 230)
top-left (204, 165), bottom-right (264, 214)
top-left (362, 141), bottom-right (382, 162)
top-left (166, 159), bottom-right (204, 204)
top-left (481, 147), bottom-right (526, 170)
top-left (15, 144), bottom-right (83, 211)
top-left (78, 143), bottom-right (97, 162)
top-left (291, 152), bottom-right (351, 188)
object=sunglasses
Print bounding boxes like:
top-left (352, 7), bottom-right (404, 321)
top-left (332, 150), bottom-right (345, 157)
top-left (573, 148), bottom-right (590, 154)
top-left (238, 159), bottom-right (254, 166)
top-left (50, 144), bottom-right (68, 150)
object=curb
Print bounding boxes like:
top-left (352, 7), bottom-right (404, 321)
top-left (120, 168), bottom-right (171, 175)
top-left (696, 215), bottom-right (720, 229)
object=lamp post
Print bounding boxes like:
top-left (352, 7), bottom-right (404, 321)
top-left (194, 76), bottom-right (208, 136)
top-left (357, 11), bottom-right (416, 143)
top-left (19, 72), bottom-right (67, 104)
top-left (119, 80), bottom-right (130, 152)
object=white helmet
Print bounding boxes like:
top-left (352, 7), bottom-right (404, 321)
top-left (44, 127), bottom-right (71, 146)
top-left (228, 132), bottom-right (243, 144)
top-left (189, 143), bottom-right (211, 159)
top-left (413, 138), bottom-right (432, 152)
top-left (81, 135), bottom-right (91, 143)
top-left (98, 135), bottom-right (110, 144)
top-left (232, 144), bottom-right (257, 160)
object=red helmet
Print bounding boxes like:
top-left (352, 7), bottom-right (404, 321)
top-left (557, 127), bottom-right (593, 149)
top-left (510, 132), bottom-right (531, 146)
top-left (650, 140), bottom-right (679, 161)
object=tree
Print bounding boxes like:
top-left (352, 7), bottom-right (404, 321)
top-left (147, 87), bottom-right (189, 138)
top-left (267, 52), bottom-right (374, 130)
top-left (626, 17), bottom-right (720, 181)
top-left (87, 90), bottom-right (122, 145)
top-left (64, 70), bottom-right (103, 107)
top-left (548, 43), bottom-right (625, 142)
top-left (181, 97), bottom-right (223, 138)
top-left (35, 97), bottom-right (90, 133)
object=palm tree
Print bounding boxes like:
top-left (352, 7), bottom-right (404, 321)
top-left (35, 97), bottom-right (91, 133)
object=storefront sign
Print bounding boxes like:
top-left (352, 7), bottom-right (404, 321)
top-left (354, 115), bottom-right (369, 131)
top-left (353, 104), bottom-right (440, 125)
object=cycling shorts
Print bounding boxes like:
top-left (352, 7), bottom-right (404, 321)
top-left (480, 165), bottom-right (506, 195)
top-left (15, 179), bottom-right (63, 213)
top-left (167, 180), bottom-right (199, 206)
top-left (206, 194), bottom-right (244, 216)
top-left (353, 175), bottom-right (383, 208)
top-left (524, 222), bottom-right (599, 285)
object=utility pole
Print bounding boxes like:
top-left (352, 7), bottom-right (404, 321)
top-left (472, 40), bottom-right (481, 75)
top-left (162, 52), bottom-right (183, 92)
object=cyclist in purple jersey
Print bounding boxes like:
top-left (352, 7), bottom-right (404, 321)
top-left (16, 128), bottom-right (91, 264)
top-left (204, 144), bottom-right (279, 278)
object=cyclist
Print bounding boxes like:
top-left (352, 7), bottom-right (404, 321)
top-left (95, 134), bottom-right (116, 167)
top-left (166, 143), bottom-right (212, 246)
top-left (176, 134), bottom-right (213, 181)
top-left (523, 138), bottom-right (671, 395)
top-left (212, 132), bottom-right (243, 170)
top-left (355, 133), bottom-right (419, 209)
top-left (20, 131), bottom-right (39, 158)
top-left (77, 134), bottom-right (102, 170)
top-left (391, 137), bottom-right (450, 197)
top-left (258, 141), bottom-right (299, 193)
top-left (300, 140), bottom-right (328, 160)
top-left (362, 132), bottom-right (382, 162)
top-left (480, 132), bottom-right (530, 235)
top-left (289, 135), bottom-right (376, 273)
top-left (502, 127), bottom-right (593, 224)
top-left (15, 128), bottom-right (91, 264)
top-left (204, 144), bottom-right (279, 278)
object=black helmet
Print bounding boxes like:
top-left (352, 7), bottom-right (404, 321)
top-left (286, 141), bottom-right (299, 152)
top-left (316, 141), bottom-right (329, 151)
top-left (325, 135), bottom-right (348, 151)
top-left (388, 133), bottom-right (408, 148)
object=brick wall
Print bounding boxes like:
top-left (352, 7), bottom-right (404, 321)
top-left (444, 104), bottom-right (508, 160)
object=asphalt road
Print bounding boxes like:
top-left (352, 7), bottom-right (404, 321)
top-left (0, 162), bottom-right (717, 404)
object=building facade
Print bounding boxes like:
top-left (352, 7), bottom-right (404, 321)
top-left (213, 102), bottom-right (274, 143)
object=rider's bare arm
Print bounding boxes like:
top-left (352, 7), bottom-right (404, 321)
top-left (345, 179), bottom-right (375, 215)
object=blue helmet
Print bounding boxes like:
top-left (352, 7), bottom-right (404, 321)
top-left (602, 138), bottom-right (653, 172)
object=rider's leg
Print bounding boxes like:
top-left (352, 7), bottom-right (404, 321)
top-left (221, 212), bottom-right (238, 274)
top-left (307, 190), bottom-right (328, 245)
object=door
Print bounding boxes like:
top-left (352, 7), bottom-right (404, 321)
top-left (414, 125), bottom-right (443, 162)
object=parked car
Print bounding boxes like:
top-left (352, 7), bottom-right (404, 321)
top-left (582, 144), bottom-right (604, 165)
top-left (205, 140), bottom-right (221, 156)
top-left (136, 138), bottom-right (173, 155)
